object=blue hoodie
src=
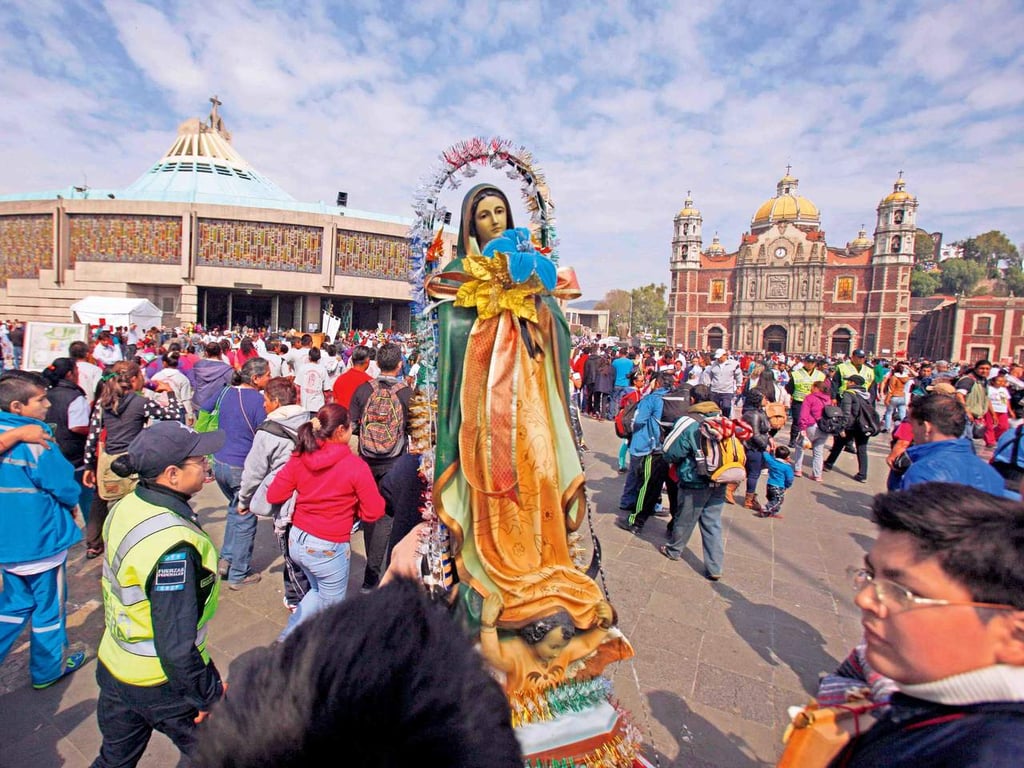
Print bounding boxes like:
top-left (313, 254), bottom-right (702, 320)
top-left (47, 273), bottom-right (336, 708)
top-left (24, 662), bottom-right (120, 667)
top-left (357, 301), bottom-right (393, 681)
top-left (0, 412), bottom-right (82, 564)
top-left (898, 438), bottom-right (1006, 496)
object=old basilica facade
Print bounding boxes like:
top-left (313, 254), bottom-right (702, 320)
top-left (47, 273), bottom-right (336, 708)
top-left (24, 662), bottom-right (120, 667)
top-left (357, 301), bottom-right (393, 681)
top-left (667, 171), bottom-right (918, 357)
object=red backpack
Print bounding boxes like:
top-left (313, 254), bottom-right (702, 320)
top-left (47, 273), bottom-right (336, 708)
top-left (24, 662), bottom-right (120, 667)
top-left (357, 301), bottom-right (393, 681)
top-left (614, 390), bottom-right (643, 440)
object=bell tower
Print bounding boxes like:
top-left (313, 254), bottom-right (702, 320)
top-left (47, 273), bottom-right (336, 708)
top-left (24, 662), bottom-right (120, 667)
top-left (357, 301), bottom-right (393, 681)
top-left (668, 193), bottom-right (703, 347)
top-left (867, 173), bottom-right (917, 356)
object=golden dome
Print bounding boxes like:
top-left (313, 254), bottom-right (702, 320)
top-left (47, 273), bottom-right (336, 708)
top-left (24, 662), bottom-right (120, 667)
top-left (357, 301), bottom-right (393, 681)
top-left (848, 225), bottom-right (872, 251)
top-left (882, 174), bottom-right (913, 204)
top-left (751, 170), bottom-right (821, 231)
top-left (677, 191), bottom-right (700, 218)
top-left (705, 233), bottom-right (726, 256)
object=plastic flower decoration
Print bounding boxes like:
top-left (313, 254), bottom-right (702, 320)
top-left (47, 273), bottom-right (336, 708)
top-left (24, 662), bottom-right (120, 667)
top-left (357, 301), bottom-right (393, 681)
top-left (482, 227), bottom-right (557, 291)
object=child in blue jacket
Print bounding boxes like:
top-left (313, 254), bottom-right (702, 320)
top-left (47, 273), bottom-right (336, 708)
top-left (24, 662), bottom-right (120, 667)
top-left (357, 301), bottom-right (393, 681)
top-left (760, 444), bottom-right (794, 519)
top-left (0, 371), bottom-right (85, 689)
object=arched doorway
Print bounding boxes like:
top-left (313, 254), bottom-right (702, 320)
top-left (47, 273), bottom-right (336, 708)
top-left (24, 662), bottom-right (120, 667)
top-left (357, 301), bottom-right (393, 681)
top-left (707, 327), bottom-right (724, 351)
top-left (762, 325), bottom-right (787, 353)
top-left (831, 328), bottom-right (852, 357)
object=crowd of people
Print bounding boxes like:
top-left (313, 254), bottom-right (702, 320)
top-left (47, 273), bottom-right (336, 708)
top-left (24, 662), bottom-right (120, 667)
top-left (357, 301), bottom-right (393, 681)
top-left (2, 317), bottom-right (1024, 766)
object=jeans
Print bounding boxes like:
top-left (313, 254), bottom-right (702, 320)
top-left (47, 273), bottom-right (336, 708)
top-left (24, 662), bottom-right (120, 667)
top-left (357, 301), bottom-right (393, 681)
top-left (280, 527), bottom-right (351, 640)
top-left (712, 392), bottom-right (734, 416)
top-left (665, 484), bottom-right (726, 575)
top-left (92, 661), bottom-right (199, 768)
top-left (74, 467), bottom-right (95, 524)
top-left (745, 449), bottom-right (764, 494)
top-left (793, 424), bottom-right (831, 478)
top-left (883, 396), bottom-right (906, 431)
top-left (610, 386), bottom-right (629, 419)
top-left (764, 485), bottom-right (785, 517)
top-left (213, 459), bottom-right (256, 584)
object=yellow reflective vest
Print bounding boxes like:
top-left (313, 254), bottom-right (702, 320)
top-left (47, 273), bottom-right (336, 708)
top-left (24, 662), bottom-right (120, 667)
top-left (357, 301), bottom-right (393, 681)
top-left (791, 367), bottom-right (827, 401)
top-left (99, 492), bottom-right (220, 687)
top-left (836, 362), bottom-right (875, 398)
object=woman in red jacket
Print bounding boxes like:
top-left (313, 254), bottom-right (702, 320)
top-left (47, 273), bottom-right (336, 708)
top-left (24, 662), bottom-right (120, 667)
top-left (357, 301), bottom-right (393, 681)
top-left (267, 403), bottom-right (384, 639)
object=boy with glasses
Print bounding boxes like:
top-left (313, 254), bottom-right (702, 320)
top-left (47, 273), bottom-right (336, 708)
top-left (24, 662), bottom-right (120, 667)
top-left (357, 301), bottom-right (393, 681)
top-left (831, 482), bottom-right (1024, 766)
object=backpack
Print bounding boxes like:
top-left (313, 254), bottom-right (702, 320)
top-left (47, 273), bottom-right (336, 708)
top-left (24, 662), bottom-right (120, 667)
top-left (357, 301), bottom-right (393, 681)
top-left (817, 405), bottom-right (847, 435)
top-left (765, 401), bottom-right (788, 431)
top-left (663, 414), bottom-right (747, 485)
top-left (614, 393), bottom-right (642, 440)
top-left (359, 379), bottom-right (409, 459)
top-left (251, 420), bottom-right (303, 518)
top-left (852, 395), bottom-right (881, 437)
top-left (659, 384), bottom-right (692, 434)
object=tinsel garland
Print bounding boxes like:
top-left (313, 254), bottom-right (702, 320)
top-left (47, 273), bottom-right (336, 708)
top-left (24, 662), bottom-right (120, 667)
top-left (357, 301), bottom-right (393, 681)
top-left (406, 137), bottom-right (560, 591)
top-left (509, 676), bottom-right (614, 728)
top-left (520, 704), bottom-right (644, 768)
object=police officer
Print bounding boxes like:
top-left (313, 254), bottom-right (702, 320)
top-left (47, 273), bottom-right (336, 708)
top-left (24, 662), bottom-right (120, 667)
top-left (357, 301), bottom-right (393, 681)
top-left (92, 421), bottom-right (226, 768)
top-left (788, 355), bottom-right (827, 447)
top-left (833, 348), bottom-right (876, 403)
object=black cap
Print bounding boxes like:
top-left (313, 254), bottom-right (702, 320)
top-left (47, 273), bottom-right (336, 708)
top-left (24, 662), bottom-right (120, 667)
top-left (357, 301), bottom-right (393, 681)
top-left (852, 348), bottom-right (866, 357)
top-left (125, 421), bottom-right (225, 479)
top-left (846, 374), bottom-right (866, 385)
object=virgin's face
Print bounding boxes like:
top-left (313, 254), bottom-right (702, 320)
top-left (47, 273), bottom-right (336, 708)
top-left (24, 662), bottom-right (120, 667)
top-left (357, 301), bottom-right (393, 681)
top-left (532, 628), bottom-right (570, 663)
top-left (473, 195), bottom-right (508, 247)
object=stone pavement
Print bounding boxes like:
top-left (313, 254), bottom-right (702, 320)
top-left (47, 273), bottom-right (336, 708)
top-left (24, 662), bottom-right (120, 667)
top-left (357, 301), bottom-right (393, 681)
top-left (1, 418), bottom-right (892, 767)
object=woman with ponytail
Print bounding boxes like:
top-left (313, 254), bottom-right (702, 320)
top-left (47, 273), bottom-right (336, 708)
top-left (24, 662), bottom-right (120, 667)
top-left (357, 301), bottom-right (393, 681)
top-left (266, 403), bottom-right (385, 638)
top-left (81, 361), bottom-right (183, 558)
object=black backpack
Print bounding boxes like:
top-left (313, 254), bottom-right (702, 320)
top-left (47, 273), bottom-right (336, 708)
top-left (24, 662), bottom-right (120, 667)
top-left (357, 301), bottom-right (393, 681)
top-left (659, 384), bottom-right (692, 434)
top-left (816, 405), bottom-right (847, 435)
top-left (852, 395), bottom-right (882, 437)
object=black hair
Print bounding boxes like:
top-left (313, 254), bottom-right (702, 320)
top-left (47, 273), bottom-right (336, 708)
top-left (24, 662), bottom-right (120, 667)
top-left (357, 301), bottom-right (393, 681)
top-left (308, 347), bottom-right (321, 363)
top-left (68, 340), bottom-right (88, 360)
top-left (205, 342), bottom-right (222, 358)
top-left (974, 359), bottom-right (992, 370)
top-left (0, 371), bottom-right (47, 411)
top-left (240, 338), bottom-right (256, 356)
top-left (871, 484), bottom-right (1024, 609)
top-left (690, 384), bottom-right (713, 404)
top-left (300, 334), bottom-right (313, 346)
top-left (195, 579), bottom-right (521, 768)
top-left (519, 609), bottom-right (575, 645)
top-left (376, 342), bottom-right (403, 374)
top-left (219, 338), bottom-right (232, 355)
top-left (162, 350), bottom-right (180, 368)
top-left (42, 357), bottom-right (77, 387)
top-left (774, 444), bottom-right (791, 460)
top-left (908, 392), bottom-right (967, 438)
top-left (745, 389), bottom-right (764, 407)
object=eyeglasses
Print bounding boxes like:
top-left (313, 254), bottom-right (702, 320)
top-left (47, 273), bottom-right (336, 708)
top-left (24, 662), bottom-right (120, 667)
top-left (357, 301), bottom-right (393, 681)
top-left (181, 456), bottom-right (210, 468)
top-left (847, 567), bottom-right (1016, 614)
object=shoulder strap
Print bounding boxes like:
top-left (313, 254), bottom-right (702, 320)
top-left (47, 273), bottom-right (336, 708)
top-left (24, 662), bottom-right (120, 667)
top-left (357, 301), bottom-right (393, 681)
top-left (258, 420), bottom-right (299, 444)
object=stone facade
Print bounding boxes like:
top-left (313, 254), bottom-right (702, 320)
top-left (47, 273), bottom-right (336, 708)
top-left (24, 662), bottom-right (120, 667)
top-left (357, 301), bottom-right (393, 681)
top-left (667, 173), bottom-right (917, 357)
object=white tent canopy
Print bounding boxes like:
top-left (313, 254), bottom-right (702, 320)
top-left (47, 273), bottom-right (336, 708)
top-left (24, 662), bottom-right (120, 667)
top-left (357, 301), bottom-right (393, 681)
top-left (71, 297), bottom-right (164, 329)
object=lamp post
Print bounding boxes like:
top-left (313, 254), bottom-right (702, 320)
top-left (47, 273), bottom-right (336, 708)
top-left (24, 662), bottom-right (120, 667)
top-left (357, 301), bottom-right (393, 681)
top-left (627, 290), bottom-right (634, 340)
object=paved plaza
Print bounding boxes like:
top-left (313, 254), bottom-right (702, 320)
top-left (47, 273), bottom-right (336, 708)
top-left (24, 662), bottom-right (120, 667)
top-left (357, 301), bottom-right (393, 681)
top-left (1, 417), bottom-right (890, 767)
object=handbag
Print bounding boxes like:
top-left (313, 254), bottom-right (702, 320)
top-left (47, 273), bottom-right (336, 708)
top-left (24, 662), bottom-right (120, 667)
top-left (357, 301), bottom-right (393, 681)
top-left (777, 699), bottom-right (883, 768)
top-left (96, 442), bottom-right (138, 501)
top-left (195, 387), bottom-right (228, 433)
top-left (971, 420), bottom-right (987, 440)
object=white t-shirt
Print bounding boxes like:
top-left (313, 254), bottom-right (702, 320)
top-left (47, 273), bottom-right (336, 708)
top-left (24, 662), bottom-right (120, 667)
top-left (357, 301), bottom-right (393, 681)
top-left (283, 347), bottom-right (310, 376)
top-left (76, 360), bottom-right (103, 406)
top-left (297, 361), bottom-right (327, 411)
top-left (989, 385), bottom-right (1011, 414)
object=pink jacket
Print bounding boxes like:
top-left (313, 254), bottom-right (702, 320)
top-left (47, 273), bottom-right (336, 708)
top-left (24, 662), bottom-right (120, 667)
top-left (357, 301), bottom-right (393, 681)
top-left (267, 441), bottom-right (384, 543)
top-left (798, 389), bottom-right (833, 431)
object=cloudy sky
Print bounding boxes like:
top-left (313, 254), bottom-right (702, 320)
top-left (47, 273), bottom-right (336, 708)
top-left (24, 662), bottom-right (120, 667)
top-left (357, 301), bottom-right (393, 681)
top-left (2, 0), bottom-right (1022, 300)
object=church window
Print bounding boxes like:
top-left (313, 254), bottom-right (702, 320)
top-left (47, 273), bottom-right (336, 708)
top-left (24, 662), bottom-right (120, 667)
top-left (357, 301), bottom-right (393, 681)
top-left (891, 235), bottom-right (902, 252)
top-left (974, 315), bottom-right (993, 335)
top-left (893, 210), bottom-right (904, 224)
top-left (831, 328), bottom-right (853, 357)
top-left (688, 331), bottom-right (697, 348)
top-left (707, 327), bottom-right (724, 350)
top-left (710, 279), bottom-right (725, 302)
top-left (835, 276), bottom-right (855, 302)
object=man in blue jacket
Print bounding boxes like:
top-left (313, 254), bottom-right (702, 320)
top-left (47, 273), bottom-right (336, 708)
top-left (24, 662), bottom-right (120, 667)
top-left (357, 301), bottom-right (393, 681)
top-left (0, 371), bottom-right (86, 689)
top-left (898, 393), bottom-right (1006, 495)
top-left (834, 483), bottom-right (1024, 766)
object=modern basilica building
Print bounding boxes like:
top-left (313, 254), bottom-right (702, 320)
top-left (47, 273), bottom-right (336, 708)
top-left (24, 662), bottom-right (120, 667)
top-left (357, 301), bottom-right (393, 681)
top-left (667, 170), bottom-right (918, 357)
top-left (0, 98), bottom-right (451, 332)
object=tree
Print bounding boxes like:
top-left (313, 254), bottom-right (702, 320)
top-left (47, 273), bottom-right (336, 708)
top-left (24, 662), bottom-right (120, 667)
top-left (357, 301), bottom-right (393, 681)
top-left (595, 283), bottom-right (668, 338)
top-left (1005, 267), bottom-right (1024, 297)
top-left (939, 258), bottom-right (986, 295)
top-left (910, 267), bottom-right (941, 297)
top-left (959, 230), bottom-right (1020, 269)
top-left (913, 228), bottom-right (935, 260)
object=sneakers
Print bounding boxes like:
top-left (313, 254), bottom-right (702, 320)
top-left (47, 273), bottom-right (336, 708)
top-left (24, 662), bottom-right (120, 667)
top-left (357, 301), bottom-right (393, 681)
top-left (228, 573), bottom-right (262, 590)
top-left (823, 463), bottom-right (834, 472)
top-left (853, 474), bottom-right (868, 483)
top-left (705, 572), bottom-right (722, 582)
top-left (793, 470), bottom-right (803, 478)
top-left (617, 466), bottom-right (627, 474)
top-left (33, 651), bottom-right (86, 690)
top-left (615, 518), bottom-right (643, 536)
